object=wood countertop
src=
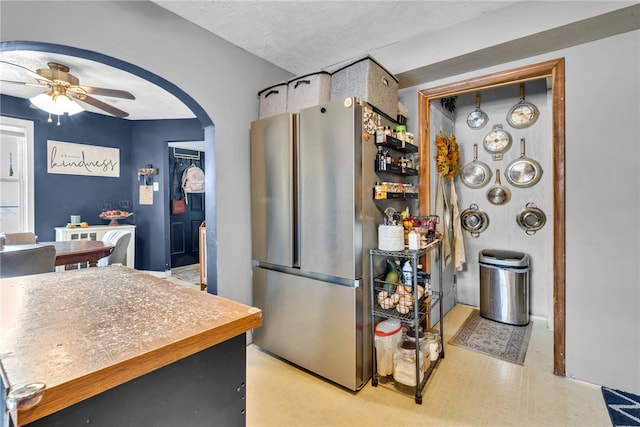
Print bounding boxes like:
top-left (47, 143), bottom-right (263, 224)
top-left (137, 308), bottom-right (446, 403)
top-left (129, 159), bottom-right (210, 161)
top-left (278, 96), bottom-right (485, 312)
top-left (0, 266), bottom-right (262, 426)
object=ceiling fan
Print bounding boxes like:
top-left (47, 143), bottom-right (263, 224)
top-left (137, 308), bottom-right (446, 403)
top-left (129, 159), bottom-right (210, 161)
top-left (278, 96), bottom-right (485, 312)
top-left (0, 60), bottom-right (135, 118)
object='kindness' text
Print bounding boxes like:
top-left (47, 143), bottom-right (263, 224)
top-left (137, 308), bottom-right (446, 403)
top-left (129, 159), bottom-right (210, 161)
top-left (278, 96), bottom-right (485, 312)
top-left (49, 146), bottom-right (119, 173)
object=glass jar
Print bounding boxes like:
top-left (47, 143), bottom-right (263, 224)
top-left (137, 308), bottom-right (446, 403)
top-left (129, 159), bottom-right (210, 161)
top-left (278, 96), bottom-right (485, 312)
top-left (405, 326), bottom-right (429, 367)
top-left (427, 327), bottom-right (442, 354)
top-left (425, 331), bottom-right (439, 362)
top-left (395, 125), bottom-right (406, 143)
top-left (376, 126), bottom-right (385, 144)
top-left (408, 229), bottom-right (420, 250)
top-left (393, 338), bottom-right (424, 387)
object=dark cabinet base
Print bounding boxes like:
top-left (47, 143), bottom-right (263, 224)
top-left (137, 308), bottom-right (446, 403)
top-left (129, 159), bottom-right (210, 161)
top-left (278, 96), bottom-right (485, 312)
top-left (7, 334), bottom-right (247, 427)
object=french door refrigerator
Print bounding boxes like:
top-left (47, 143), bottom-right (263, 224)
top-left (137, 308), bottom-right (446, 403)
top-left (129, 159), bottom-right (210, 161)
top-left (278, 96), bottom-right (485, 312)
top-left (251, 98), bottom-right (391, 391)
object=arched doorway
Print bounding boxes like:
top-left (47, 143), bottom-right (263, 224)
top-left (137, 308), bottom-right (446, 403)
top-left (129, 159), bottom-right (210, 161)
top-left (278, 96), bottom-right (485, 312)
top-left (418, 58), bottom-right (566, 375)
top-left (0, 41), bottom-right (218, 292)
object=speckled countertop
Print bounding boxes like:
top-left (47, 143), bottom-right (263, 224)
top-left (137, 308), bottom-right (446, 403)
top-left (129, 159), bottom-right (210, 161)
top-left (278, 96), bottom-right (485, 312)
top-left (0, 265), bottom-right (262, 425)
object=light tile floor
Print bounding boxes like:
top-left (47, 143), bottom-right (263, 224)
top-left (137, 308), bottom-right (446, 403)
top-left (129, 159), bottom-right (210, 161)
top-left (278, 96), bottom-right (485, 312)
top-left (164, 272), bottom-right (201, 291)
top-left (246, 304), bottom-right (611, 427)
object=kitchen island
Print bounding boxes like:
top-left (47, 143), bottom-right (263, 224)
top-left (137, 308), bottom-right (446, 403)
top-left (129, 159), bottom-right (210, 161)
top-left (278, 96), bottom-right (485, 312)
top-left (0, 266), bottom-right (262, 426)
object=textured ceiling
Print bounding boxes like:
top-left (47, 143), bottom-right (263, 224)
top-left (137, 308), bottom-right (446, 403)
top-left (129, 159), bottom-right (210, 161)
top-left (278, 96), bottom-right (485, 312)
top-left (1, 1), bottom-right (521, 120)
top-left (152, 1), bottom-right (520, 76)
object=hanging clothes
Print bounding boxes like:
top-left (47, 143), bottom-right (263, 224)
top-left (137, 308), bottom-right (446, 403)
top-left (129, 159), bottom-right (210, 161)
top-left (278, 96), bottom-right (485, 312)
top-left (171, 161), bottom-right (187, 215)
top-left (434, 173), bottom-right (451, 266)
top-left (449, 177), bottom-right (466, 271)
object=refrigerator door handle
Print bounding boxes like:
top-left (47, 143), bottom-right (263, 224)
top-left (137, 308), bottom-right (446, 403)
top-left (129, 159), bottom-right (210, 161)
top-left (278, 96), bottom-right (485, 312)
top-left (293, 113), bottom-right (301, 268)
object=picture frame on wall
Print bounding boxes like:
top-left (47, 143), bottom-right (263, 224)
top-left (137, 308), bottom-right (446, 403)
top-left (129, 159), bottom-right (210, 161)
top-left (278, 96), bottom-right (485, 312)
top-left (47, 140), bottom-right (120, 177)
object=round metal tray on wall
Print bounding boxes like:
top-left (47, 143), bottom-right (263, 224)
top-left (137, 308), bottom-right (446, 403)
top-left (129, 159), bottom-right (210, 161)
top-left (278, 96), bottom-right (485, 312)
top-left (460, 204), bottom-right (489, 237)
top-left (486, 169), bottom-right (511, 205)
top-left (460, 144), bottom-right (492, 189)
top-left (504, 138), bottom-right (542, 188)
top-left (516, 203), bottom-right (546, 234)
top-left (466, 93), bottom-right (489, 130)
top-left (482, 124), bottom-right (512, 160)
top-left (507, 83), bottom-right (539, 129)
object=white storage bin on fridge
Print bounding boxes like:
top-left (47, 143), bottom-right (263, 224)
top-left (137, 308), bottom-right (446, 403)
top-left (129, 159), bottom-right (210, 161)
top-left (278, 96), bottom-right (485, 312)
top-left (330, 55), bottom-right (399, 118)
top-left (258, 82), bottom-right (288, 119)
top-left (286, 71), bottom-right (331, 113)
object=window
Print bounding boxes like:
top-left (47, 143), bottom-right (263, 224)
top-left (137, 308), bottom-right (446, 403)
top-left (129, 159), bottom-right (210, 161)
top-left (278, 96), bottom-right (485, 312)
top-left (0, 116), bottom-right (34, 233)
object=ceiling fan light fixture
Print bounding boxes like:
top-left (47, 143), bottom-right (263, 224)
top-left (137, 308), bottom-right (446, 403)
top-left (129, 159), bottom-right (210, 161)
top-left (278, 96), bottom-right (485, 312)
top-left (30, 92), bottom-right (84, 116)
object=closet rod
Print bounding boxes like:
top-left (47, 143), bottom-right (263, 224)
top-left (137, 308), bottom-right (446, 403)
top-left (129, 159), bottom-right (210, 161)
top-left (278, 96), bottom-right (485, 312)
top-left (172, 147), bottom-right (201, 161)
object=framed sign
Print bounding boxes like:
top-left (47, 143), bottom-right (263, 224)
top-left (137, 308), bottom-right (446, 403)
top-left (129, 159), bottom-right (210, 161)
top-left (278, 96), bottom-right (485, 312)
top-left (47, 140), bottom-right (120, 177)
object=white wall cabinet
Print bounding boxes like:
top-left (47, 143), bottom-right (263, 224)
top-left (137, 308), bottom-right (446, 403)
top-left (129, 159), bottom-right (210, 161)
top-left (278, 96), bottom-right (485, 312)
top-left (55, 225), bottom-right (136, 268)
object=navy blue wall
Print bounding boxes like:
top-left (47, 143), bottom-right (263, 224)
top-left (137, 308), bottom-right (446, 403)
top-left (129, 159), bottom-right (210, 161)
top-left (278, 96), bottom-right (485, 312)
top-left (1, 94), bottom-right (132, 241)
top-left (1, 94), bottom-right (202, 271)
top-left (131, 119), bottom-right (203, 271)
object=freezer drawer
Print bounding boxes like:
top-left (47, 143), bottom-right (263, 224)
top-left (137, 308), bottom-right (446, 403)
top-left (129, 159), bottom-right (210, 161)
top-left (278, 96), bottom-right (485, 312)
top-left (252, 267), bottom-right (370, 391)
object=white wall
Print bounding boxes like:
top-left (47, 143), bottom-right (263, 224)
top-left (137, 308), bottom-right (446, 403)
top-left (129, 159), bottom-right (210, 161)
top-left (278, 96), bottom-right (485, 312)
top-left (398, 30), bottom-right (640, 394)
top-left (433, 82), bottom-right (554, 323)
top-left (2, 0), bottom-right (638, 394)
top-left (0, 1), bottom-right (292, 307)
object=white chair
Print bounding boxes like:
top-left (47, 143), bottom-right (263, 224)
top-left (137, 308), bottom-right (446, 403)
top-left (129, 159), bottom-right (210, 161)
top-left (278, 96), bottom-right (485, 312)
top-left (0, 245), bottom-right (56, 278)
top-left (98, 230), bottom-right (131, 266)
top-left (4, 232), bottom-right (37, 245)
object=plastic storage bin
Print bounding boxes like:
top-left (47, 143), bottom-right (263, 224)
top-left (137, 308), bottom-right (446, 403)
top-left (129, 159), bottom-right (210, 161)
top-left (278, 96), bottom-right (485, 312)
top-left (286, 71), bottom-right (331, 113)
top-left (258, 82), bottom-right (288, 119)
top-left (330, 55), bottom-right (399, 118)
top-left (374, 319), bottom-right (403, 376)
top-left (479, 249), bottom-right (530, 326)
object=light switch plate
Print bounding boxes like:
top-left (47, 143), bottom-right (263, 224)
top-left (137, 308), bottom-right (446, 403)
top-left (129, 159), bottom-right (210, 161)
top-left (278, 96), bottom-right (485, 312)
top-left (153, 182), bottom-right (159, 191)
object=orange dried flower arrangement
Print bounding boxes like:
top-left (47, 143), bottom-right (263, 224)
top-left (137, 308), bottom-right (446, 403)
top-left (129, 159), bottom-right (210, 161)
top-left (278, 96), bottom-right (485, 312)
top-left (435, 130), bottom-right (459, 179)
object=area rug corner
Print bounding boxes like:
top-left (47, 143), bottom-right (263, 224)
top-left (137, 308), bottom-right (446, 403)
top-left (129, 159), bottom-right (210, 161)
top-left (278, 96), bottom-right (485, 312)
top-left (448, 309), bottom-right (532, 365)
top-left (602, 386), bottom-right (640, 426)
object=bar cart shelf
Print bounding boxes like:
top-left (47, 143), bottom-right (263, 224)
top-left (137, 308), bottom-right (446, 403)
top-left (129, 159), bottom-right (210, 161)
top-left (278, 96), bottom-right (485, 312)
top-left (369, 238), bottom-right (444, 404)
top-left (375, 135), bottom-right (419, 153)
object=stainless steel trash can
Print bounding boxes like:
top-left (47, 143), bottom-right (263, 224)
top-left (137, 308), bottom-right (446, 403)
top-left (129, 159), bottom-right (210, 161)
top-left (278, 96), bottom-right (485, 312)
top-left (479, 249), bottom-right (530, 326)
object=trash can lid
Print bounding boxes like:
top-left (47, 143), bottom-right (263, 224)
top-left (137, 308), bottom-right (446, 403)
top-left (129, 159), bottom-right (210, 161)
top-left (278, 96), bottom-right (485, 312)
top-left (479, 249), bottom-right (529, 267)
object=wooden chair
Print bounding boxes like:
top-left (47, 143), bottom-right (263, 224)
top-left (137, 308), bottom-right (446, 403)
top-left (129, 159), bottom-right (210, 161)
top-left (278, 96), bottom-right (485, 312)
top-left (0, 245), bottom-right (56, 278)
top-left (4, 232), bottom-right (37, 245)
top-left (98, 231), bottom-right (131, 266)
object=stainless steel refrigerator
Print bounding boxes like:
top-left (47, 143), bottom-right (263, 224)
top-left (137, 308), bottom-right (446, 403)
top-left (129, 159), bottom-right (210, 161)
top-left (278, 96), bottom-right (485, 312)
top-left (250, 98), bottom-right (399, 391)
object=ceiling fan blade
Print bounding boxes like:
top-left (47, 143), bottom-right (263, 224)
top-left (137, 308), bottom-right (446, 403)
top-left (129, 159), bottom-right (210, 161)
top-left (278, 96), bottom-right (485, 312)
top-left (0, 79), bottom-right (49, 88)
top-left (75, 85), bottom-right (135, 100)
top-left (0, 60), bottom-right (53, 84)
top-left (72, 93), bottom-right (129, 118)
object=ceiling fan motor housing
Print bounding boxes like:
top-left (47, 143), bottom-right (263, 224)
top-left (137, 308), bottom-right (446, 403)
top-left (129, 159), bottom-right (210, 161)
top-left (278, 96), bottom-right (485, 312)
top-left (36, 62), bottom-right (79, 87)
